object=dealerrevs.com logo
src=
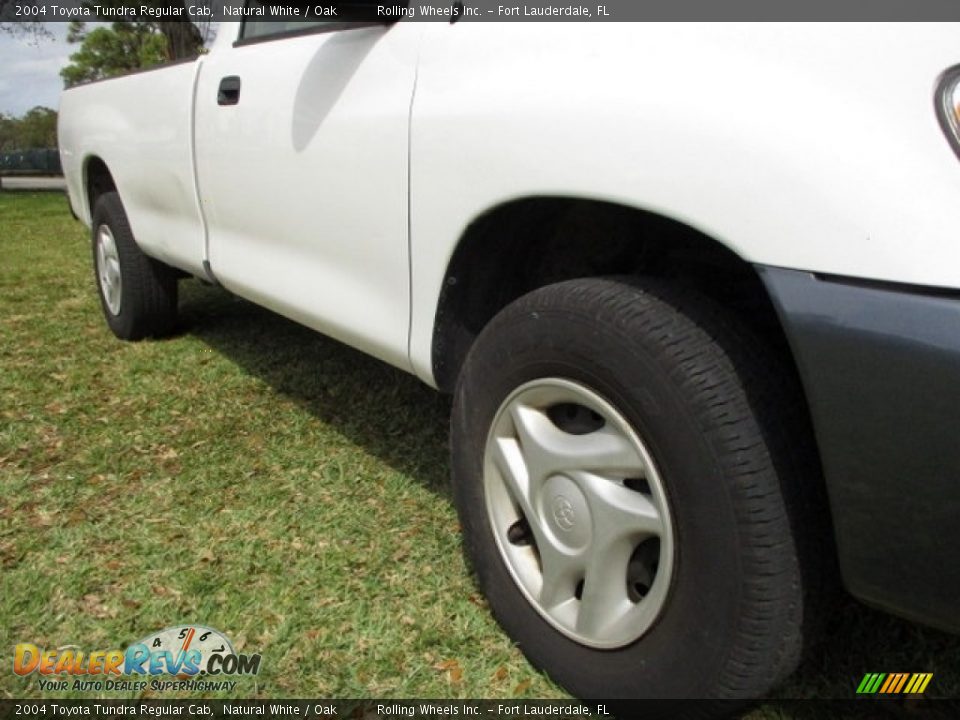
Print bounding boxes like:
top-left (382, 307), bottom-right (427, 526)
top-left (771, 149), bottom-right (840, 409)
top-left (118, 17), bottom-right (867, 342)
top-left (13, 625), bottom-right (261, 693)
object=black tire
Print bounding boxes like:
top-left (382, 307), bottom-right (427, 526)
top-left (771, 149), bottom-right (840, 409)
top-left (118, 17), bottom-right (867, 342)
top-left (91, 191), bottom-right (178, 340)
top-left (451, 277), bottom-right (822, 702)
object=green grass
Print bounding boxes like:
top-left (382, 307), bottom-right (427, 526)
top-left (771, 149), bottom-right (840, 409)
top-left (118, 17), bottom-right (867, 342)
top-left (1, 192), bottom-right (957, 715)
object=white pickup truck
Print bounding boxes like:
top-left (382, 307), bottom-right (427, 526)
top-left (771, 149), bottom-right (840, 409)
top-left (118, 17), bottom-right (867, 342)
top-left (59, 16), bottom-right (960, 701)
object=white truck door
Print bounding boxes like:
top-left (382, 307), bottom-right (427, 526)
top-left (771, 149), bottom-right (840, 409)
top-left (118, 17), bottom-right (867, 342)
top-left (193, 18), bottom-right (422, 371)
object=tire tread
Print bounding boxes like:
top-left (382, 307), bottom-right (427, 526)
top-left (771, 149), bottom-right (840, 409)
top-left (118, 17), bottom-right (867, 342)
top-left (92, 191), bottom-right (178, 340)
top-left (452, 276), bottom-right (828, 702)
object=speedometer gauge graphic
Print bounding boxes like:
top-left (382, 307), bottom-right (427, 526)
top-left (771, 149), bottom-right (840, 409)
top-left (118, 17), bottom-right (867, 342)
top-left (129, 625), bottom-right (234, 677)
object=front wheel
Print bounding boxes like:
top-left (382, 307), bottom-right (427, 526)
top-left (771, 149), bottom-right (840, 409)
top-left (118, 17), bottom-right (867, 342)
top-left (451, 277), bottom-right (819, 700)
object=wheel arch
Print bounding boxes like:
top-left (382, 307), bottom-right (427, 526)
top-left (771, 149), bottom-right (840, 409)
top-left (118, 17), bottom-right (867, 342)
top-left (83, 155), bottom-right (117, 222)
top-left (436, 195), bottom-right (840, 656)
top-left (432, 196), bottom-right (797, 396)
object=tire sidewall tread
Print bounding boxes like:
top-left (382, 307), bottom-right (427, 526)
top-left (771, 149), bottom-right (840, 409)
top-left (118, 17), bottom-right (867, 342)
top-left (451, 277), bottom-right (815, 701)
top-left (91, 191), bottom-right (178, 340)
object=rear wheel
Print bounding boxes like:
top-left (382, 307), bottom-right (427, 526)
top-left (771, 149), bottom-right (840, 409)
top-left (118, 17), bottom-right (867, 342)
top-left (451, 277), bottom-right (819, 701)
top-left (92, 191), bottom-right (178, 340)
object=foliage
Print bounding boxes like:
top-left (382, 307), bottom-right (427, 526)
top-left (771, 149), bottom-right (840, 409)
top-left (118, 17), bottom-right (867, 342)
top-left (0, 106), bottom-right (57, 152)
top-left (3, 2), bottom-right (212, 92)
top-left (0, 0), bottom-right (51, 39)
top-left (68, 1), bottom-right (208, 60)
top-left (56, 5), bottom-right (213, 88)
top-left (60, 22), bottom-right (170, 88)
top-left (0, 20), bottom-right (52, 42)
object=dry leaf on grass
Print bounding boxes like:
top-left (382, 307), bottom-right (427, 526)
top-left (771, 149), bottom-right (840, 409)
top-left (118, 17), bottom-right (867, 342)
top-left (433, 658), bottom-right (464, 683)
top-left (514, 679), bottom-right (532, 694)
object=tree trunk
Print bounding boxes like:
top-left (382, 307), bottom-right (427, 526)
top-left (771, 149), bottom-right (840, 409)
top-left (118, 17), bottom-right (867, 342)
top-left (157, 14), bottom-right (203, 60)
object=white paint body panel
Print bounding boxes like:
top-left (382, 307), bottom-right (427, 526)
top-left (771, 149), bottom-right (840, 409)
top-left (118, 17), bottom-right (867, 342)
top-left (408, 22), bottom-right (960, 382)
top-left (59, 22), bottom-right (960, 387)
top-left (59, 60), bottom-right (207, 277)
top-left (193, 23), bottom-right (422, 370)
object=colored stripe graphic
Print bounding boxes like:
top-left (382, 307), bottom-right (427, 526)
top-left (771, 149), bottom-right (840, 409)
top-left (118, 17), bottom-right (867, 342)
top-left (879, 674), bottom-right (896, 693)
top-left (858, 672), bottom-right (933, 695)
top-left (892, 673), bottom-right (909, 693)
top-left (856, 673), bottom-right (884, 694)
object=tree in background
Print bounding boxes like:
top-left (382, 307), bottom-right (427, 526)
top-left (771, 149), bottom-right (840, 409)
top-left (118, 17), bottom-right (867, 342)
top-left (0, 20), bottom-right (52, 43)
top-left (0, 106), bottom-right (58, 151)
top-left (155, 18), bottom-right (207, 60)
top-left (0, 113), bottom-right (14, 151)
top-left (61, 9), bottom-right (213, 88)
top-left (0, 0), bottom-right (52, 40)
top-left (2, 0), bottom-right (212, 86)
top-left (60, 22), bottom-right (170, 87)
top-left (88, 0), bottom-right (210, 59)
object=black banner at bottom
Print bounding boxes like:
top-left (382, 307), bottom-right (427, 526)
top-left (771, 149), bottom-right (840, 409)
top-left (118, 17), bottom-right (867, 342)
top-left (2, 699), bottom-right (960, 720)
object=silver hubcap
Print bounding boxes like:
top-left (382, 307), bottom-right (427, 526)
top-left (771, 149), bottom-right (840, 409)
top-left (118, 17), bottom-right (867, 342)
top-left (484, 378), bottom-right (675, 649)
top-left (96, 224), bottom-right (122, 316)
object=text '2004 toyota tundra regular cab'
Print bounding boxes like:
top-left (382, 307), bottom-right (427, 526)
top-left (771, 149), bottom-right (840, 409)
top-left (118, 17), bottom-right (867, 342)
top-left (59, 16), bottom-right (960, 703)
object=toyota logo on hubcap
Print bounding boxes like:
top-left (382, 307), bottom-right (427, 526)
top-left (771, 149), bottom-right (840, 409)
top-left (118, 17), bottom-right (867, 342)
top-left (552, 496), bottom-right (576, 531)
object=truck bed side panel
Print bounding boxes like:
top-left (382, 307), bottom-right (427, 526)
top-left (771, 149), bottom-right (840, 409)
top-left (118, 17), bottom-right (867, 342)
top-left (59, 61), bottom-right (207, 277)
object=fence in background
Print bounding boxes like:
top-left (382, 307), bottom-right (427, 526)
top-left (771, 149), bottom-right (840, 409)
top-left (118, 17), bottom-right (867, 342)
top-left (0, 148), bottom-right (62, 176)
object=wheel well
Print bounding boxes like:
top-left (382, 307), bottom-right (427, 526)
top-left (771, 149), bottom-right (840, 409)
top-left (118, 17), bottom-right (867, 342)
top-left (84, 157), bottom-right (116, 219)
top-left (432, 197), bottom-right (796, 393)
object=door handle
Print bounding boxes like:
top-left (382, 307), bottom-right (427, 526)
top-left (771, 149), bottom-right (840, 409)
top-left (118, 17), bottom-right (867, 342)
top-left (218, 76), bottom-right (241, 106)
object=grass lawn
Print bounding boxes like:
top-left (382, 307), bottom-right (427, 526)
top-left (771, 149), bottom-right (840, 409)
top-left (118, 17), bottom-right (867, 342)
top-left (1, 192), bottom-right (957, 715)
